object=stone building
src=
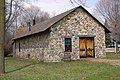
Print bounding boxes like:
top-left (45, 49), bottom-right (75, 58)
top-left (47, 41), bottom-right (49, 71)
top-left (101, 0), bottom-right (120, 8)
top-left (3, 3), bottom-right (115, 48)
top-left (13, 6), bottom-right (110, 62)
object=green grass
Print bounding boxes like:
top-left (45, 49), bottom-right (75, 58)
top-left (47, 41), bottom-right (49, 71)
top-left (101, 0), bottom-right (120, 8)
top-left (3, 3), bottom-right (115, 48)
top-left (0, 57), bottom-right (120, 80)
top-left (106, 52), bottom-right (120, 59)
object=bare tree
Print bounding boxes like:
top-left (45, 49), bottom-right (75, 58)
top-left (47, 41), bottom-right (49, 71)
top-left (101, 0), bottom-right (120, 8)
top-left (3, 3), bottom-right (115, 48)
top-left (19, 5), bottom-right (50, 27)
top-left (0, 0), bottom-right (24, 75)
top-left (4, 0), bottom-right (25, 58)
top-left (5, 0), bottom-right (24, 32)
top-left (95, 0), bottom-right (120, 52)
top-left (0, 0), bottom-right (5, 74)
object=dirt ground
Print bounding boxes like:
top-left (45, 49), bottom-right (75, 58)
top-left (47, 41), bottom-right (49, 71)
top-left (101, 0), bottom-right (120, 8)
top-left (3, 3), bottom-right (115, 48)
top-left (91, 58), bottom-right (120, 66)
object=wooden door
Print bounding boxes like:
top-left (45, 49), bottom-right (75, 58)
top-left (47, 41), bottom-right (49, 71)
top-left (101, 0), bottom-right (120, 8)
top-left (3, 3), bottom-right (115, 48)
top-left (86, 38), bottom-right (94, 57)
top-left (79, 38), bottom-right (86, 58)
top-left (79, 37), bottom-right (94, 58)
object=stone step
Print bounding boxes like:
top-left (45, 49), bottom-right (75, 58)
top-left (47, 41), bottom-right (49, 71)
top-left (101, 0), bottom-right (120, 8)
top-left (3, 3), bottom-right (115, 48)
top-left (63, 52), bottom-right (71, 60)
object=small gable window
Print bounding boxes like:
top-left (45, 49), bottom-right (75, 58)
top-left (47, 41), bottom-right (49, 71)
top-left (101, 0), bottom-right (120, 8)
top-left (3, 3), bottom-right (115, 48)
top-left (65, 38), bottom-right (72, 52)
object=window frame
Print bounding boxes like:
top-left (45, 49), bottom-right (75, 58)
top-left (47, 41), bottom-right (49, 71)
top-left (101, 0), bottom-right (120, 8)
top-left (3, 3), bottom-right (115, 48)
top-left (64, 37), bottom-right (72, 52)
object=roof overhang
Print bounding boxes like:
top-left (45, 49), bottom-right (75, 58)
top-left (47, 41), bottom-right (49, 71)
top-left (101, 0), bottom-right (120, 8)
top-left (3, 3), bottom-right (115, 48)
top-left (13, 6), bottom-right (111, 40)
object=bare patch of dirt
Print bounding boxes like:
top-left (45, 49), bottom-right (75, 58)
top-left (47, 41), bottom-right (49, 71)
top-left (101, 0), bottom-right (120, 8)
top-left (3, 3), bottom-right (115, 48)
top-left (90, 58), bottom-right (120, 66)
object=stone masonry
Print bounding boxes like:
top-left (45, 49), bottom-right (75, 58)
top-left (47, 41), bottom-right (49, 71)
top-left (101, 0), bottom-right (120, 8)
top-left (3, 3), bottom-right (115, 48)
top-left (14, 7), bottom-right (106, 62)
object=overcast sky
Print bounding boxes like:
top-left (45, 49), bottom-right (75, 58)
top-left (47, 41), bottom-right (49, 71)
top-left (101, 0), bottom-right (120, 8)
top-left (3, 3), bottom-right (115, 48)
top-left (24, 0), bottom-right (99, 16)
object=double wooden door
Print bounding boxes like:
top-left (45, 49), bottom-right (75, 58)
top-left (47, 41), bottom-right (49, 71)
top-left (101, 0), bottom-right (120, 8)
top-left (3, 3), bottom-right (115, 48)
top-left (79, 37), bottom-right (94, 58)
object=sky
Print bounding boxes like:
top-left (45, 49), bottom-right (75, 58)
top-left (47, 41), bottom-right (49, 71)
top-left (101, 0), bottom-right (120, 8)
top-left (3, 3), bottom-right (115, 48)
top-left (24, 0), bottom-right (99, 16)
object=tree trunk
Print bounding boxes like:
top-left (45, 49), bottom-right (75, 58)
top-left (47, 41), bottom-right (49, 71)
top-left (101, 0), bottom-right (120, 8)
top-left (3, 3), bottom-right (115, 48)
top-left (0, 0), bottom-right (5, 74)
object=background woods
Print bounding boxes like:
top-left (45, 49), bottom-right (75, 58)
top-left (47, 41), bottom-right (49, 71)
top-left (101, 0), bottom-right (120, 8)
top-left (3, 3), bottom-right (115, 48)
top-left (5, 0), bottom-right (50, 56)
top-left (95, 0), bottom-right (120, 52)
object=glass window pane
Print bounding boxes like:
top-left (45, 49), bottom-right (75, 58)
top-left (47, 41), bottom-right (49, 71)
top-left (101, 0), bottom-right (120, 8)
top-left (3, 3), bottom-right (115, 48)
top-left (65, 38), bottom-right (71, 45)
top-left (65, 38), bottom-right (72, 52)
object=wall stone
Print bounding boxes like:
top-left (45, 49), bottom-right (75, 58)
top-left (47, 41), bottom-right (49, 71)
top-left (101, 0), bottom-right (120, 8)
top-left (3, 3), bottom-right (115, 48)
top-left (15, 7), bottom-right (106, 62)
top-left (44, 8), bottom-right (106, 61)
top-left (15, 29), bottom-right (50, 61)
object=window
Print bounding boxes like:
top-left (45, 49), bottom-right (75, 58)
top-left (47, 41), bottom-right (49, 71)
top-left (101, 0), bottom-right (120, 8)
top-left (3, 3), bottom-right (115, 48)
top-left (19, 42), bottom-right (21, 52)
top-left (65, 38), bottom-right (72, 52)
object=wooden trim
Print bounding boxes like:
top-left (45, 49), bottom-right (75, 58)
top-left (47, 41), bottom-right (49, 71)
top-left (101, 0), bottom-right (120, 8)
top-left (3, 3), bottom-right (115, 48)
top-left (93, 37), bottom-right (95, 58)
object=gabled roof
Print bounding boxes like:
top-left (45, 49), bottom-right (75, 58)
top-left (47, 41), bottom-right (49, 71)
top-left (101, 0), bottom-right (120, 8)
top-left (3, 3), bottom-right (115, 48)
top-left (13, 6), bottom-right (110, 40)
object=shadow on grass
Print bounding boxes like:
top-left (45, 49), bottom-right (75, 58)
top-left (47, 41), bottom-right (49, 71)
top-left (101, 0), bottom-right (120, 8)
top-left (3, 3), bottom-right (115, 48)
top-left (6, 63), bottom-right (38, 74)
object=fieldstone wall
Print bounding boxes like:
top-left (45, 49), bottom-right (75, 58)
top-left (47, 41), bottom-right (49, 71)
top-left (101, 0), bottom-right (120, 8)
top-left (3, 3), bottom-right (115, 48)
top-left (44, 8), bottom-right (106, 61)
top-left (15, 7), bottom-right (106, 62)
top-left (15, 29), bottom-right (50, 61)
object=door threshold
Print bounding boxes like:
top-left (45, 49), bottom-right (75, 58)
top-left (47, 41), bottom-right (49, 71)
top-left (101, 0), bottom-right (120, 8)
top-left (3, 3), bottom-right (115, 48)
top-left (80, 58), bottom-right (95, 60)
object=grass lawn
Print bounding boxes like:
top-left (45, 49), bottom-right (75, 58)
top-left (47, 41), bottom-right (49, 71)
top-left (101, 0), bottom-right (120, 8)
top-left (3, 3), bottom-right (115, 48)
top-left (0, 53), bottom-right (120, 80)
top-left (106, 52), bottom-right (120, 59)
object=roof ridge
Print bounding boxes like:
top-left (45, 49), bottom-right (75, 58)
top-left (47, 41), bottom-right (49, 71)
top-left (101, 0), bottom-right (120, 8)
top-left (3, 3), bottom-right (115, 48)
top-left (13, 5), bottom-right (110, 40)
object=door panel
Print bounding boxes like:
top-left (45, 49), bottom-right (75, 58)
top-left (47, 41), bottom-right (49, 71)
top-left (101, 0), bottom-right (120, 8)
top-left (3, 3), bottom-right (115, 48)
top-left (86, 38), bottom-right (94, 57)
top-left (79, 37), bottom-right (94, 58)
top-left (79, 38), bottom-right (86, 57)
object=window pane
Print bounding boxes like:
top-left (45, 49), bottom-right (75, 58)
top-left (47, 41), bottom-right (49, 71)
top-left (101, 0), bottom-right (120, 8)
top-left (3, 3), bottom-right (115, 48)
top-left (65, 38), bottom-right (71, 45)
top-left (65, 38), bottom-right (72, 52)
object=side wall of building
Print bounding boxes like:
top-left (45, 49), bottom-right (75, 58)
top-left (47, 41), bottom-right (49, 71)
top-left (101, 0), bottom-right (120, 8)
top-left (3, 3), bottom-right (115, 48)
top-left (15, 29), bottom-right (50, 61)
top-left (44, 8), bottom-right (106, 62)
